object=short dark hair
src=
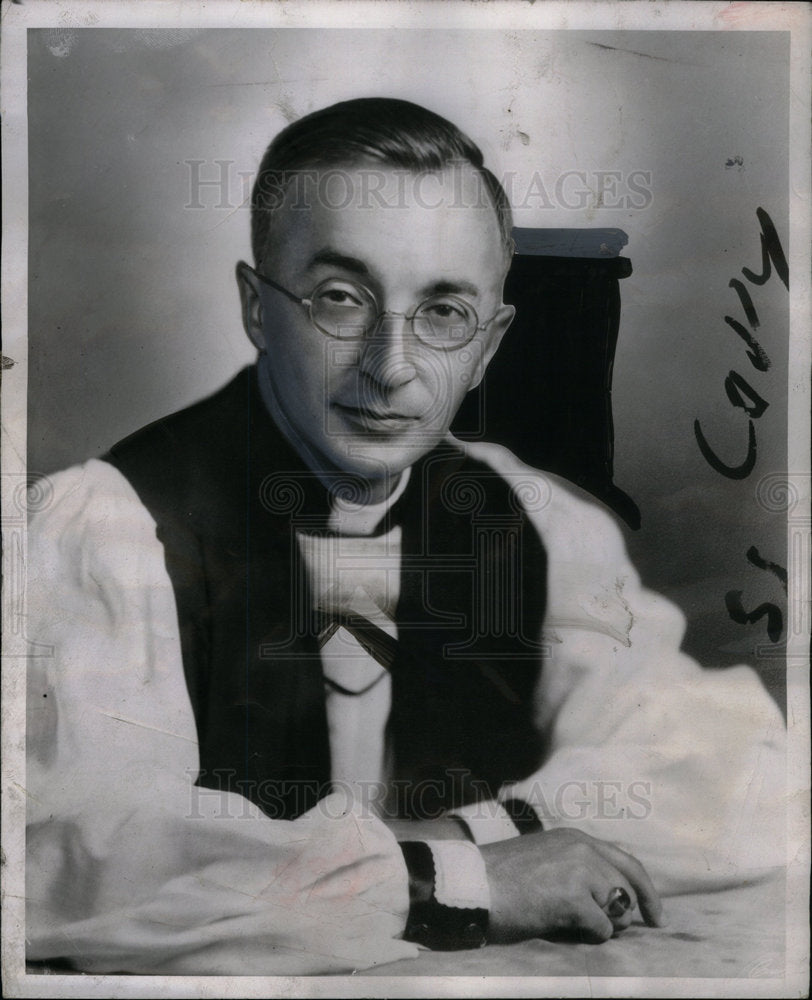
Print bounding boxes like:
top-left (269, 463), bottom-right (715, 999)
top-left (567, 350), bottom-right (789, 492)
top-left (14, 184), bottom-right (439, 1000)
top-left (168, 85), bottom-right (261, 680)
top-left (250, 97), bottom-right (514, 269)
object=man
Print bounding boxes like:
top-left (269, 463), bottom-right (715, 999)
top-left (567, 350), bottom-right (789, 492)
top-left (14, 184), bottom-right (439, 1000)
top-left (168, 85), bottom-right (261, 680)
top-left (25, 98), bottom-right (785, 974)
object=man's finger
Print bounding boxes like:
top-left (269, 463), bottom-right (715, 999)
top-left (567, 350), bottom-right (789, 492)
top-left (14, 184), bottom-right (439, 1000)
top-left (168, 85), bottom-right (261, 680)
top-left (570, 901), bottom-right (615, 944)
top-left (588, 840), bottom-right (664, 927)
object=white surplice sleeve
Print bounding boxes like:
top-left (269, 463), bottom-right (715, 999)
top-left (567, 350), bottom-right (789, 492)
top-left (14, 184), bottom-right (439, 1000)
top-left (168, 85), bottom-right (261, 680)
top-left (463, 441), bottom-right (787, 896)
top-left (25, 459), bottom-right (416, 975)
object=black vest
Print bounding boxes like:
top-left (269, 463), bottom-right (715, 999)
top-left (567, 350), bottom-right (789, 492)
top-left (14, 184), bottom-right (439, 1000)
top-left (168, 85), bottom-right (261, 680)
top-left (103, 366), bottom-right (548, 819)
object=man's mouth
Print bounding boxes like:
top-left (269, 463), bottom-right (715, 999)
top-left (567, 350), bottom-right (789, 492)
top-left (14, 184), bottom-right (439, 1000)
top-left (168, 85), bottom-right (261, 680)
top-left (333, 402), bottom-right (420, 430)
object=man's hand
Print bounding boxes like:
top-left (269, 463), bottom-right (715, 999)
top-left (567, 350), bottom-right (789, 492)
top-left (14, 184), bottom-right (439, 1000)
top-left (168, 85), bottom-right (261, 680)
top-left (481, 827), bottom-right (664, 943)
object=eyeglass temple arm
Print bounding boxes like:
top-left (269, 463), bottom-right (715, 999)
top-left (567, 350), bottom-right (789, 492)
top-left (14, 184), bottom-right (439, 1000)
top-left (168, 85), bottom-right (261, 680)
top-left (476, 313), bottom-right (500, 332)
top-left (252, 267), bottom-right (310, 307)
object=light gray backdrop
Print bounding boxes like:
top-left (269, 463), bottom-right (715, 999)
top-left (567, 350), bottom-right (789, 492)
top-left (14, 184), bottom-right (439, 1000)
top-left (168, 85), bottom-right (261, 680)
top-left (27, 28), bottom-right (789, 703)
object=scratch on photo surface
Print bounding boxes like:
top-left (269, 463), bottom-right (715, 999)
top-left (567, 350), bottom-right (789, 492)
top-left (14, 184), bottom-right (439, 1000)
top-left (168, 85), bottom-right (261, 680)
top-left (205, 81), bottom-right (283, 88)
top-left (348, 812), bottom-right (365, 848)
top-left (1, 423), bottom-right (25, 465)
top-left (97, 711), bottom-right (197, 742)
top-left (581, 946), bottom-right (597, 997)
top-left (204, 194), bottom-right (252, 234)
top-left (12, 780), bottom-right (37, 803)
top-left (196, 874), bottom-right (261, 903)
top-left (586, 42), bottom-right (693, 65)
top-left (260, 849), bottom-right (309, 895)
top-left (614, 576), bottom-right (634, 644)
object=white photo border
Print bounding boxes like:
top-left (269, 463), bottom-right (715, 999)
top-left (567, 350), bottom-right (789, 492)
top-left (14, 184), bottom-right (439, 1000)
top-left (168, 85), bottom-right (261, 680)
top-left (2, 2), bottom-right (809, 997)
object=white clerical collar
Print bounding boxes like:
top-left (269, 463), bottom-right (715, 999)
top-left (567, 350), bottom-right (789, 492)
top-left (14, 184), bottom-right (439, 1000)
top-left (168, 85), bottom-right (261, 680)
top-left (326, 467), bottom-right (411, 536)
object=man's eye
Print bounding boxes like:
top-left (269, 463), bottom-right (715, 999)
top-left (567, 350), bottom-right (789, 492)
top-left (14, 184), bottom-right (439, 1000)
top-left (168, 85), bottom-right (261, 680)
top-left (423, 300), bottom-right (467, 321)
top-left (318, 286), bottom-right (365, 308)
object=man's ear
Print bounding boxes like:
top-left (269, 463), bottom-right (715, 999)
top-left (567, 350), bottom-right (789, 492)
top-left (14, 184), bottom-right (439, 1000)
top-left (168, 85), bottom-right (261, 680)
top-left (235, 261), bottom-right (265, 351)
top-left (469, 303), bottom-right (515, 390)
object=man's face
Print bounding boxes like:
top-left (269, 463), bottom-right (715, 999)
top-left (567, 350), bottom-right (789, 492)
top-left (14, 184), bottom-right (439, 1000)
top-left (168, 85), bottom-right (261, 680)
top-left (239, 163), bottom-right (514, 489)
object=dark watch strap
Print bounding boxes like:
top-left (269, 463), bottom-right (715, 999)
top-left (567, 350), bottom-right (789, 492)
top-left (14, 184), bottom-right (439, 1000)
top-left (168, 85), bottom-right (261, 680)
top-left (400, 841), bottom-right (488, 950)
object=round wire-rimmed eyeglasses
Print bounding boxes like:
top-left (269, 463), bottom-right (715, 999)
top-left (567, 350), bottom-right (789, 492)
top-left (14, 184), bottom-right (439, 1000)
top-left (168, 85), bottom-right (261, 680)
top-left (244, 263), bottom-right (501, 351)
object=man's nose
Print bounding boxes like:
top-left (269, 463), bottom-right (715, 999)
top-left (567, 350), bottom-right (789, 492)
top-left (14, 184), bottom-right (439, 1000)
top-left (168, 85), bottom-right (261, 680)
top-left (357, 313), bottom-right (418, 390)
